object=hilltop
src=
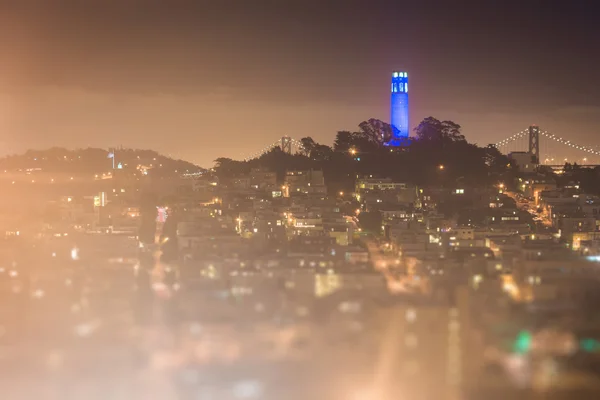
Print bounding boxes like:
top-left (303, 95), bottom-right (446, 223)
top-left (0, 147), bottom-right (204, 177)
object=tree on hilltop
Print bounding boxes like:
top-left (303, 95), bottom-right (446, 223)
top-left (414, 117), bottom-right (465, 143)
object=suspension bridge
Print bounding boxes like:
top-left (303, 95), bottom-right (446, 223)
top-left (493, 125), bottom-right (600, 168)
top-left (242, 127), bottom-right (600, 168)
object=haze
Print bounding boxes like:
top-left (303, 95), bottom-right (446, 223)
top-left (0, 0), bottom-right (599, 166)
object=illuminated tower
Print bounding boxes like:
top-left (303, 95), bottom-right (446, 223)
top-left (389, 71), bottom-right (409, 145)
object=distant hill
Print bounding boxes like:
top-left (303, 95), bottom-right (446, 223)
top-left (0, 147), bottom-right (204, 177)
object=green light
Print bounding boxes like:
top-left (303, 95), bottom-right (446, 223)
top-left (513, 330), bottom-right (532, 354)
top-left (580, 338), bottom-right (600, 352)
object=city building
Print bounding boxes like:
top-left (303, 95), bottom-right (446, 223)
top-left (250, 167), bottom-right (277, 191)
top-left (355, 177), bottom-right (418, 210)
top-left (355, 177), bottom-right (408, 193)
top-left (283, 170), bottom-right (327, 197)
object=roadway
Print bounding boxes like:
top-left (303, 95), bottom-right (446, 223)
top-left (363, 237), bottom-right (429, 295)
top-left (504, 191), bottom-right (553, 229)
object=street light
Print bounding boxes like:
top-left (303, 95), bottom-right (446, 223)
top-left (438, 165), bottom-right (445, 170)
top-left (349, 148), bottom-right (357, 156)
top-left (71, 247), bottom-right (79, 261)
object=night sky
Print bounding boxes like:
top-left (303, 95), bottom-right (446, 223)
top-left (0, 0), bottom-right (599, 167)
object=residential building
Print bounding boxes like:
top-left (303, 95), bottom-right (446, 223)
top-left (284, 170), bottom-right (327, 197)
top-left (250, 168), bottom-right (277, 191)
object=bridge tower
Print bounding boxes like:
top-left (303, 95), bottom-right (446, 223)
top-left (281, 136), bottom-right (292, 154)
top-left (528, 125), bottom-right (540, 164)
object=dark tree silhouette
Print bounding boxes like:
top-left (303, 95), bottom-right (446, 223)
top-left (217, 116), bottom-right (516, 196)
top-left (414, 117), bottom-right (465, 143)
top-left (357, 212), bottom-right (382, 233)
top-left (333, 131), bottom-right (354, 153)
top-left (299, 137), bottom-right (317, 157)
top-left (357, 119), bottom-right (396, 145)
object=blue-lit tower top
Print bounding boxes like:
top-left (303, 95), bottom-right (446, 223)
top-left (389, 71), bottom-right (409, 145)
top-left (391, 71), bottom-right (408, 94)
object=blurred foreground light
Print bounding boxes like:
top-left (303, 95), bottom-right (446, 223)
top-left (74, 321), bottom-right (100, 337)
top-left (232, 380), bottom-right (264, 399)
top-left (189, 322), bottom-right (202, 335)
top-left (46, 350), bottom-right (64, 371)
top-left (71, 247), bottom-right (79, 260)
top-left (350, 388), bottom-right (381, 400)
top-left (8, 270), bottom-right (18, 278)
top-left (513, 330), bottom-right (532, 354)
top-left (296, 306), bottom-right (309, 316)
top-left (32, 289), bottom-right (45, 299)
top-left (405, 308), bottom-right (417, 323)
top-left (580, 338), bottom-right (600, 352)
top-left (179, 368), bottom-right (200, 384)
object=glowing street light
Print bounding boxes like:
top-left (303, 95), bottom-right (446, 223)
top-left (349, 148), bottom-right (357, 156)
top-left (438, 164), bottom-right (445, 170)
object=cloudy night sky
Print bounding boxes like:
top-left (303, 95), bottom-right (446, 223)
top-left (0, 0), bottom-right (599, 166)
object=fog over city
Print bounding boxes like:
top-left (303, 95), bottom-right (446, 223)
top-left (2, 1), bottom-right (600, 400)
